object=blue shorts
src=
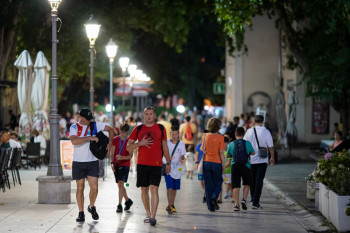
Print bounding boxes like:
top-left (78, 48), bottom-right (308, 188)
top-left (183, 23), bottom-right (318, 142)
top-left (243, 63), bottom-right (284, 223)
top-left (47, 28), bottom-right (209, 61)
top-left (165, 175), bottom-right (181, 190)
top-left (198, 173), bottom-right (204, 181)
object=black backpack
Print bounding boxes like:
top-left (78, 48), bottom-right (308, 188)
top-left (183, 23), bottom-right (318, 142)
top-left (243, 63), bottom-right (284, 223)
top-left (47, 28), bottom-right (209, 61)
top-left (89, 122), bottom-right (109, 160)
top-left (234, 139), bottom-right (249, 165)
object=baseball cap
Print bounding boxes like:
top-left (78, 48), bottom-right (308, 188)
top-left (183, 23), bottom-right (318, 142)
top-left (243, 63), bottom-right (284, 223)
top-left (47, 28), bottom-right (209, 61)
top-left (79, 108), bottom-right (94, 121)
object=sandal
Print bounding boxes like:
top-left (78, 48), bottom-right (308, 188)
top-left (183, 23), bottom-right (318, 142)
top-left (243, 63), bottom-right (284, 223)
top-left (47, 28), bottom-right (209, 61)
top-left (144, 216), bottom-right (151, 223)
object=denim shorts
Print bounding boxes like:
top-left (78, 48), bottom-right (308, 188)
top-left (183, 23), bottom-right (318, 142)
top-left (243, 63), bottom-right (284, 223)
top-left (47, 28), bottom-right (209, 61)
top-left (72, 161), bottom-right (99, 180)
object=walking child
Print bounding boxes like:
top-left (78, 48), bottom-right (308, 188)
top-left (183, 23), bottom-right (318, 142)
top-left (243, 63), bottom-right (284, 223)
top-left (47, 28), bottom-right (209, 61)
top-left (223, 136), bottom-right (232, 199)
top-left (226, 127), bottom-right (255, 211)
top-left (185, 145), bottom-right (195, 179)
top-left (164, 125), bottom-right (186, 214)
top-left (111, 122), bottom-right (133, 213)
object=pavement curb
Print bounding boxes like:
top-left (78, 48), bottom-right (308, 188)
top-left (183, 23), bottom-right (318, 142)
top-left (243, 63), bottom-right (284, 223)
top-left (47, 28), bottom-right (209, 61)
top-left (264, 178), bottom-right (332, 233)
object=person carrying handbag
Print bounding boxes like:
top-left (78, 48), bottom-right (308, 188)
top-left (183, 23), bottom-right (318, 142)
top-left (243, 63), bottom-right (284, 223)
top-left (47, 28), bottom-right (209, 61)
top-left (200, 118), bottom-right (225, 212)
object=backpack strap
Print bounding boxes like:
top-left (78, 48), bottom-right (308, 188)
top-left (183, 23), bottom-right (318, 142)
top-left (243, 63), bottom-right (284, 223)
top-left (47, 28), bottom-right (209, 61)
top-left (158, 123), bottom-right (165, 139)
top-left (136, 124), bottom-right (143, 138)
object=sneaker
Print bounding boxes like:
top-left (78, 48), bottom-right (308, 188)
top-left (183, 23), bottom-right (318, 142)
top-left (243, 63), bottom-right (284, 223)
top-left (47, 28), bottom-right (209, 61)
top-left (224, 194), bottom-right (230, 199)
top-left (217, 200), bottom-right (223, 204)
top-left (166, 205), bottom-right (173, 214)
top-left (124, 199), bottom-right (133, 211)
top-left (116, 204), bottom-right (123, 213)
top-left (203, 196), bottom-right (206, 203)
top-left (170, 204), bottom-right (176, 213)
top-left (87, 205), bottom-right (99, 220)
top-left (234, 205), bottom-right (240, 211)
top-left (241, 199), bottom-right (247, 210)
top-left (210, 199), bottom-right (219, 210)
top-left (252, 204), bottom-right (263, 209)
top-left (149, 218), bottom-right (157, 226)
top-left (76, 211), bottom-right (85, 222)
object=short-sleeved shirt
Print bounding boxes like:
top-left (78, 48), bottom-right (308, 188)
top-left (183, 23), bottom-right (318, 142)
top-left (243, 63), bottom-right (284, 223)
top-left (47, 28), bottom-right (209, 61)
top-left (180, 123), bottom-right (197, 145)
top-left (112, 136), bottom-right (130, 167)
top-left (202, 133), bottom-right (224, 164)
top-left (224, 151), bottom-right (231, 174)
top-left (70, 122), bottom-right (106, 162)
top-left (227, 139), bottom-right (255, 169)
top-left (243, 126), bottom-right (273, 164)
top-left (129, 123), bottom-right (167, 166)
top-left (162, 139), bottom-right (186, 179)
top-left (157, 120), bottom-right (172, 139)
top-left (195, 143), bottom-right (203, 162)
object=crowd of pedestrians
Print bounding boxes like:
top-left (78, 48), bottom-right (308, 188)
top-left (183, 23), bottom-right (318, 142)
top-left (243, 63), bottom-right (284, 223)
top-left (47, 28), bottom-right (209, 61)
top-left (66, 106), bottom-right (275, 226)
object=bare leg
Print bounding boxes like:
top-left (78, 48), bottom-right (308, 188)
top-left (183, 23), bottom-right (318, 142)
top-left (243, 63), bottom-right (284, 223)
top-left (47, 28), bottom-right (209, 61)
top-left (87, 176), bottom-right (98, 207)
top-left (150, 185), bottom-right (159, 219)
top-left (233, 188), bottom-right (240, 205)
top-left (118, 181), bottom-right (128, 204)
top-left (190, 171), bottom-right (193, 179)
top-left (166, 188), bottom-right (171, 204)
top-left (242, 185), bottom-right (250, 200)
top-left (200, 180), bottom-right (205, 191)
top-left (141, 186), bottom-right (151, 217)
top-left (76, 179), bottom-right (85, 212)
top-left (169, 189), bottom-right (177, 205)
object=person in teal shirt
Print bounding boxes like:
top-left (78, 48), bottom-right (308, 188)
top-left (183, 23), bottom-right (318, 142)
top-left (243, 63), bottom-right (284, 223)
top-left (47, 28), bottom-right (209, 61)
top-left (226, 127), bottom-right (255, 211)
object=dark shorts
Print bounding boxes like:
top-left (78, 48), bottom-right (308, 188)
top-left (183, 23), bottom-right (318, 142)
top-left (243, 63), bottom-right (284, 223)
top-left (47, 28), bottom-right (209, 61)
top-left (231, 164), bottom-right (251, 188)
top-left (136, 164), bottom-right (162, 187)
top-left (72, 161), bottom-right (99, 180)
top-left (113, 165), bottom-right (130, 183)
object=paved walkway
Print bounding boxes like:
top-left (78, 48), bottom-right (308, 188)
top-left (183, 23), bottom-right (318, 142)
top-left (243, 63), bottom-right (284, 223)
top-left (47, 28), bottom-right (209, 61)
top-left (0, 164), bottom-right (327, 233)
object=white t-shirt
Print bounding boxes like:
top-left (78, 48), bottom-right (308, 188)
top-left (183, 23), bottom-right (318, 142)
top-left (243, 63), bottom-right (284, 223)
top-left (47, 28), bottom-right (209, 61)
top-left (243, 126), bottom-right (273, 164)
top-left (163, 139), bottom-right (186, 179)
top-left (34, 135), bottom-right (46, 156)
top-left (70, 122), bottom-right (106, 162)
top-left (9, 139), bottom-right (22, 149)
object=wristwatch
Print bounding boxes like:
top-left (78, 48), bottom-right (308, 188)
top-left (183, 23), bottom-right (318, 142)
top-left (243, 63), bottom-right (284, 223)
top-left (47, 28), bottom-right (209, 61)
top-left (166, 163), bottom-right (170, 165)
top-left (195, 161), bottom-right (199, 164)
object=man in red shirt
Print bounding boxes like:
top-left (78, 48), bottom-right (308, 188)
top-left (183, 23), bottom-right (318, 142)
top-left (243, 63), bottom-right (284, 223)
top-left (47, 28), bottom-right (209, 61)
top-left (127, 106), bottom-right (171, 226)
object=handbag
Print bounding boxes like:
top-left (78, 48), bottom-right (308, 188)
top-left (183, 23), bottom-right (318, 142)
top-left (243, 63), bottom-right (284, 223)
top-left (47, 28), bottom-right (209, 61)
top-left (198, 133), bottom-right (207, 174)
top-left (89, 122), bottom-right (109, 160)
top-left (253, 128), bottom-right (269, 158)
top-left (161, 140), bottom-right (180, 176)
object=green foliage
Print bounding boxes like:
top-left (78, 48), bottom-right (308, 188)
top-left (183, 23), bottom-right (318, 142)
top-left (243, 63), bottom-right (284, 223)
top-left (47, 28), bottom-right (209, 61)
top-left (313, 150), bottom-right (350, 196)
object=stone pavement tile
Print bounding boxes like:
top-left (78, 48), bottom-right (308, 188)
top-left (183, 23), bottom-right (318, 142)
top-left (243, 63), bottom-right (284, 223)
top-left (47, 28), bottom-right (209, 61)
top-left (0, 166), bottom-right (309, 233)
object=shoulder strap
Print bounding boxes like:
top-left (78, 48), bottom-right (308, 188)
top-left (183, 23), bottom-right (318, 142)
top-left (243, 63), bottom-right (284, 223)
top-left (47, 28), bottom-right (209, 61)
top-left (136, 124), bottom-right (143, 138)
top-left (89, 122), bottom-right (95, 136)
top-left (171, 140), bottom-right (180, 157)
top-left (253, 128), bottom-right (260, 148)
top-left (158, 123), bottom-right (164, 139)
top-left (202, 133), bottom-right (207, 157)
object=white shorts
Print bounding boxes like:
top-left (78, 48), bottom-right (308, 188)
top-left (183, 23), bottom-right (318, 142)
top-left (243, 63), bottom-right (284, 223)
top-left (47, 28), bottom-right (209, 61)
top-left (222, 174), bottom-right (231, 184)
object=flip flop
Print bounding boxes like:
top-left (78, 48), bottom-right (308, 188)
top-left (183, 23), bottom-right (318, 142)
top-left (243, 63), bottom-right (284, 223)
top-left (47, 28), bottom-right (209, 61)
top-left (149, 218), bottom-right (157, 226)
top-left (144, 216), bottom-right (151, 223)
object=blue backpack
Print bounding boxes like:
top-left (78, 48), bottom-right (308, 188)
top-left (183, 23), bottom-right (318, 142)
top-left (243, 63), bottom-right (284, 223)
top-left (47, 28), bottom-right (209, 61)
top-left (234, 139), bottom-right (249, 165)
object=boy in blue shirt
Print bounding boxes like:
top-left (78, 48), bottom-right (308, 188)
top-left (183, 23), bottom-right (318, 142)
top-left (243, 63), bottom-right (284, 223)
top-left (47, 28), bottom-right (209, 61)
top-left (227, 127), bottom-right (255, 211)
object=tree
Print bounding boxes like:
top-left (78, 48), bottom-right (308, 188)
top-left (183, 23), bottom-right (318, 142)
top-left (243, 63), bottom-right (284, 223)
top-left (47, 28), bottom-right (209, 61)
top-left (211, 0), bottom-right (350, 135)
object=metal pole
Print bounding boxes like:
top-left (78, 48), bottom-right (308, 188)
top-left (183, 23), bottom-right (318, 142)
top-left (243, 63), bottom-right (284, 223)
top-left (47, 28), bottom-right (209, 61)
top-left (109, 61), bottom-right (114, 128)
top-left (47, 11), bottom-right (63, 176)
top-left (122, 71), bottom-right (125, 121)
top-left (130, 76), bottom-right (134, 117)
top-left (90, 47), bottom-right (94, 111)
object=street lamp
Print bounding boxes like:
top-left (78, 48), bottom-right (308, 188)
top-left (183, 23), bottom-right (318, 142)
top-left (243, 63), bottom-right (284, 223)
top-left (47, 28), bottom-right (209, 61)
top-left (85, 15), bottom-right (101, 111)
top-left (47, 0), bottom-right (62, 176)
top-left (119, 57), bottom-right (129, 120)
top-left (105, 38), bottom-right (118, 128)
top-left (128, 64), bottom-right (137, 116)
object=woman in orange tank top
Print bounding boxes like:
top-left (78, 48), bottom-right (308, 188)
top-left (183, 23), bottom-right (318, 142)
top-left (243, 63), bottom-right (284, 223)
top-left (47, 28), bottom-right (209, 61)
top-left (201, 118), bottom-right (225, 212)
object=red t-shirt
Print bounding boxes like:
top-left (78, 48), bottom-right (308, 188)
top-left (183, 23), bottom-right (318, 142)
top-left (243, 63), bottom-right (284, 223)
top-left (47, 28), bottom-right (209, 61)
top-left (129, 123), bottom-right (167, 166)
top-left (112, 136), bottom-right (130, 167)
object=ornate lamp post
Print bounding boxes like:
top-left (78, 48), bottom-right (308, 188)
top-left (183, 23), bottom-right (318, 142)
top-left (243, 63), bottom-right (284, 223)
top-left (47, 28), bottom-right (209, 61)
top-left (105, 39), bottom-right (118, 128)
top-left (47, 0), bottom-right (62, 176)
top-left (119, 57), bottom-right (129, 120)
top-left (127, 64), bottom-right (137, 116)
top-left (85, 15), bottom-right (101, 111)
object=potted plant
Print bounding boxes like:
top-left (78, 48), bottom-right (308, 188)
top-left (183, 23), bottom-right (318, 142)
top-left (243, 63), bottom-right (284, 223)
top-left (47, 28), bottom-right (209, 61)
top-left (312, 150), bottom-right (350, 232)
top-left (305, 173), bottom-right (316, 200)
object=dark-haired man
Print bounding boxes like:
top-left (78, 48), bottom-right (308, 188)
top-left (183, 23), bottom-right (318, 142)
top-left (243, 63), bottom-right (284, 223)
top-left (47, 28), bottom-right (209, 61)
top-left (243, 115), bottom-right (274, 209)
top-left (70, 108), bottom-right (114, 222)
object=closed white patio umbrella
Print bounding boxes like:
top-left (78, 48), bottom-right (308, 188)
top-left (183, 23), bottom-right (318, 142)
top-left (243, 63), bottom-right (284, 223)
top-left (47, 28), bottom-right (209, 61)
top-left (14, 50), bottom-right (34, 137)
top-left (32, 51), bottom-right (51, 132)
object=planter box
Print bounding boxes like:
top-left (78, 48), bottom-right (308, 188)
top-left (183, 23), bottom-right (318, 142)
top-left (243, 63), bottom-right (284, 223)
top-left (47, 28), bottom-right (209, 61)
top-left (307, 180), bottom-right (316, 200)
top-left (319, 183), bottom-right (329, 220)
top-left (329, 190), bottom-right (350, 232)
top-left (314, 182), bottom-right (320, 211)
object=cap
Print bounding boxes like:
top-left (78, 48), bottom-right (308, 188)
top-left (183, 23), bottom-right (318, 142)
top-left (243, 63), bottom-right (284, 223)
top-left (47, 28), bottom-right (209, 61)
top-left (79, 108), bottom-right (94, 121)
